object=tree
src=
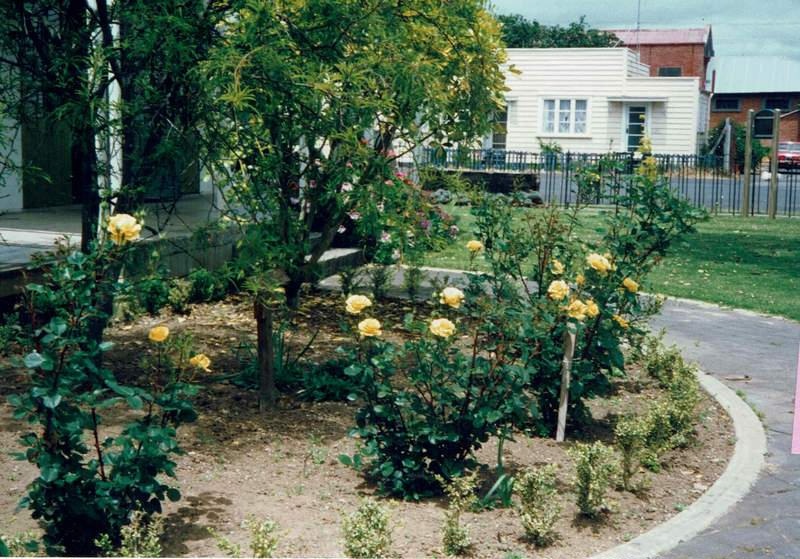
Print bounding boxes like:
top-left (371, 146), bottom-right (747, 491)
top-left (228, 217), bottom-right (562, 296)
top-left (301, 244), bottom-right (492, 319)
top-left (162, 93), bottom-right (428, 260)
top-left (496, 14), bottom-right (617, 49)
top-left (201, 0), bottom-right (507, 406)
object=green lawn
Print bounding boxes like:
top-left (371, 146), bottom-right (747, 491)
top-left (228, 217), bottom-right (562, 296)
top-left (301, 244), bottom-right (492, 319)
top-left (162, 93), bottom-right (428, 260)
top-left (427, 206), bottom-right (800, 322)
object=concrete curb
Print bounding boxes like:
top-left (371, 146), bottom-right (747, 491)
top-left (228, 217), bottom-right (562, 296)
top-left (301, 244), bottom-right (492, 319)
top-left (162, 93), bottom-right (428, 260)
top-left (588, 370), bottom-right (767, 559)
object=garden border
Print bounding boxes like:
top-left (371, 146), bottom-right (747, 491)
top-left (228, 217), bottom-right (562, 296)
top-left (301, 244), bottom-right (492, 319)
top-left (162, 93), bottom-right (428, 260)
top-left (588, 369), bottom-right (767, 559)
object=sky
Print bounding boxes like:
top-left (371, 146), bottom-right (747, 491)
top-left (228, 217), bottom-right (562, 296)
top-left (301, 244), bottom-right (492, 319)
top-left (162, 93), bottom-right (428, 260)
top-left (490, 0), bottom-right (800, 61)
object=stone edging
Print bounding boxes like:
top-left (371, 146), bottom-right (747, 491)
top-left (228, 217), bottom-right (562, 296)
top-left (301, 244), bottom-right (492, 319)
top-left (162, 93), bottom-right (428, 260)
top-left (588, 370), bottom-right (767, 559)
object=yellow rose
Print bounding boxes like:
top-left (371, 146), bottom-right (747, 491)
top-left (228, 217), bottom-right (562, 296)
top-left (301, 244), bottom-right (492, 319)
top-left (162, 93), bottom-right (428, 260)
top-left (466, 240), bottom-right (484, 253)
top-left (429, 317), bottom-right (456, 338)
top-left (613, 314), bottom-right (629, 329)
top-left (566, 299), bottom-right (587, 321)
top-left (551, 259), bottom-right (564, 275)
top-left (189, 354), bottom-right (211, 372)
top-left (345, 294), bottom-right (372, 315)
top-left (586, 300), bottom-right (600, 318)
top-left (622, 277), bottom-right (639, 293)
top-left (358, 318), bottom-right (382, 337)
top-left (576, 273), bottom-right (586, 287)
top-left (107, 213), bottom-right (142, 245)
top-left (547, 280), bottom-right (570, 301)
top-left (439, 287), bottom-right (465, 309)
top-left (148, 325), bottom-right (170, 343)
top-left (586, 253), bottom-right (612, 274)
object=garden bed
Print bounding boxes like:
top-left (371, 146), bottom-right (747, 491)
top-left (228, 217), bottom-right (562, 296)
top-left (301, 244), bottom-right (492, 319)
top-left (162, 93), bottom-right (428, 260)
top-left (0, 291), bottom-right (734, 558)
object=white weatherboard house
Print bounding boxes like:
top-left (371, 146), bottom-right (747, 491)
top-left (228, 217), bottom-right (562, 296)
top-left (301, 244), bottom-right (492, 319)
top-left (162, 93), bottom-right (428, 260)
top-left (493, 48), bottom-right (710, 155)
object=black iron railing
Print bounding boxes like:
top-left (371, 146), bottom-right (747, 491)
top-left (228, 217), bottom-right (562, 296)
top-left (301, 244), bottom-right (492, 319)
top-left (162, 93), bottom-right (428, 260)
top-left (419, 147), bottom-right (800, 217)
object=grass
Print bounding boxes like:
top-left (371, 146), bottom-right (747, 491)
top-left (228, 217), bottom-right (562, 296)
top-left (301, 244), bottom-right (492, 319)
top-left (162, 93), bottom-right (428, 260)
top-left (427, 205), bottom-right (800, 322)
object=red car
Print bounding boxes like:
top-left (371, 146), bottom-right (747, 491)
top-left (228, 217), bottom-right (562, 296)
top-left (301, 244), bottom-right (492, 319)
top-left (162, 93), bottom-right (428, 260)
top-left (778, 142), bottom-right (800, 170)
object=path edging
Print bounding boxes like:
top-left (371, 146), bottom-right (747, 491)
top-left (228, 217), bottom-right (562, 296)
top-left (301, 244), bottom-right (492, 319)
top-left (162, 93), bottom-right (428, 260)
top-left (588, 370), bottom-right (767, 559)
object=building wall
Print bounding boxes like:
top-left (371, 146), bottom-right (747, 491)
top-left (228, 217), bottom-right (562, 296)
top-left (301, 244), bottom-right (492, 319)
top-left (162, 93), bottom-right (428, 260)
top-left (503, 48), bottom-right (702, 155)
top-left (709, 93), bottom-right (800, 131)
top-left (635, 44), bottom-right (708, 86)
top-left (779, 112), bottom-right (800, 142)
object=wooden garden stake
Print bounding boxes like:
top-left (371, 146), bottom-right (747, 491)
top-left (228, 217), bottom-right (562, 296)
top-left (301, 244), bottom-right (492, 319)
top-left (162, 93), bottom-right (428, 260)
top-left (556, 329), bottom-right (577, 442)
top-left (255, 298), bottom-right (277, 413)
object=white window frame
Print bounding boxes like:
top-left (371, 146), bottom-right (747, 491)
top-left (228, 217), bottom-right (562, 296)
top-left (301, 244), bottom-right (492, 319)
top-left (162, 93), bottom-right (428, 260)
top-left (540, 98), bottom-right (590, 137)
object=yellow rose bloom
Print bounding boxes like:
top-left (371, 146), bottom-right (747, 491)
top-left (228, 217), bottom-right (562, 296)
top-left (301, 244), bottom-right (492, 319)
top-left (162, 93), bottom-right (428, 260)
top-left (466, 240), bottom-right (484, 253)
top-left (551, 259), bottom-right (564, 275)
top-left (358, 318), bottom-right (382, 337)
top-left (576, 273), bottom-right (586, 287)
top-left (148, 325), bottom-right (170, 343)
top-left (566, 299), bottom-right (588, 321)
top-left (547, 280), bottom-right (570, 301)
top-left (613, 315), bottom-right (630, 329)
top-left (429, 318), bottom-right (456, 338)
top-left (189, 354), bottom-right (211, 372)
top-left (586, 253), bottom-right (612, 274)
top-left (107, 213), bottom-right (142, 245)
top-left (439, 287), bottom-right (465, 309)
top-left (586, 300), bottom-right (600, 318)
top-left (345, 294), bottom-right (372, 315)
top-left (623, 277), bottom-right (639, 293)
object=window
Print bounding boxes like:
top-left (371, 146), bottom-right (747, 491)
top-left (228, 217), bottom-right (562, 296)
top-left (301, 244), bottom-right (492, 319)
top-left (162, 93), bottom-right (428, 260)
top-left (658, 67), bottom-right (682, 77)
top-left (712, 97), bottom-right (740, 112)
top-left (764, 97), bottom-right (790, 111)
top-left (542, 98), bottom-right (588, 135)
top-left (754, 109), bottom-right (775, 138)
top-left (491, 108), bottom-right (508, 150)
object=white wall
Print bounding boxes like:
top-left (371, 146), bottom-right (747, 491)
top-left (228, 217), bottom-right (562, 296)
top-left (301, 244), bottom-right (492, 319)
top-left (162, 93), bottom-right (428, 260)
top-left (0, 116), bottom-right (23, 212)
top-left (504, 48), bottom-right (703, 155)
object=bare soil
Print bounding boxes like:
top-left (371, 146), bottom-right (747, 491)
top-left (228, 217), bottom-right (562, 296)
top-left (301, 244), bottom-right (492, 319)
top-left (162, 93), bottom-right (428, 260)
top-left (0, 292), bottom-right (734, 558)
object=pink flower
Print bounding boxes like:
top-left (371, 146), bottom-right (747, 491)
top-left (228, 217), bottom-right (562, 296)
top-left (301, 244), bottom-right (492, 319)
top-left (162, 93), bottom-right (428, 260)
top-left (290, 197), bottom-right (300, 205)
top-left (384, 179), bottom-right (393, 186)
top-left (348, 211), bottom-right (361, 221)
top-left (345, 161), bottom-right (353, 168)
top-left (380, 231), bottom-right (391, 243)
top-left (341, 182), bottom-right (354, 192)
top-left (337, 225), bottom-right (347, 233)
top-left (308, 180), bottom-right (317, 189)
top-left (395, 172), bottom-right (406, 179)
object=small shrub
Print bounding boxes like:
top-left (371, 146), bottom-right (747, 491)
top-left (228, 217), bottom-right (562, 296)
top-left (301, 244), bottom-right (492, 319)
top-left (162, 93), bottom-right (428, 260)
top-left (341, 499), bottom-right (393, 559)
top-left (339, 267), bottom-right (362, 296)
top-left (136, 272), bottom-right (172, 316)
top-left (0, 532), bottom-right (38, 557)
top-left (614, 415), bottom-right (648, 491)
top-left (569, 442), bottom-right (619, 518)
top-left (299, 358), bottom-right (358, 402)
top-left (188, 268), bottom-right (227, 303)
top-left (438, 473), bottom-right (478, 556)
top-left (516, 464), bottom-right (561, 546)
top-left (245, 517), bottom-right (279, 558)
top-left (367, 264), bottom-right (393, 301)
top-left (502, 552), bottom-right (527, 559)
top-left (95, 511), bottom-right (164, 557)
top-left (403, 265), bottom-right (424, 300)
top-left (168, 278), bottom-right (193, 314)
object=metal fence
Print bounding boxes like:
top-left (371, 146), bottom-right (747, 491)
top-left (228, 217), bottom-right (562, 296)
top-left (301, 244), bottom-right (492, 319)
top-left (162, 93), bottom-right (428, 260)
top-left (419, 147), bottom-right (800, 217)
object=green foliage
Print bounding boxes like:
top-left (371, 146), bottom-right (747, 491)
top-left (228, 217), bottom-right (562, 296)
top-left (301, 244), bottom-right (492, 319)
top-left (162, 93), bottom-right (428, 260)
top-left (201, 0), bottom-right (506, 306)
top-left (338, 268), bottom-right (362, 297)
top-left (614, 414), bottom-right (649, 491)
top-left (0, 532), bottom-right (38, 557)
top-left (341, 499), bottom-right (393, 559)
top-left (297, 358), bottom-right (358, 403)
top-left (168, 278), bottom-right (193, 315)
top-left (497, 14), bottom-right (617, 48)
top-left (402, 266), bottom-right (424, 301)
top-left (366, 265), bottom-right (394, 301)
top-left (438, 473), bottom-right (478, 556)
top-left (569, 442), bottom-right (619, 518)
top-left (136, 272), bottom-right (172, 316)
top-left (188, 268), bottom-right (228, 303)
top-left (95, 511), bottom-right (164, 558)
top-left (209, 516), bottom-right (279, 558)
top-left (705, 120), bottom-right (770, 169)
top-left (341, 308), bottom-right (534, 498)
top-left (516, 465), bottom-right (561, 546)
top-left (9, 240), bottom-right (198, 555)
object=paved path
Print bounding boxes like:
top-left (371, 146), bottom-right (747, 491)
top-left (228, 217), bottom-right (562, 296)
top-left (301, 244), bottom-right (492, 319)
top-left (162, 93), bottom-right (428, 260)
top-left (653, 299), bottom-right (800, 559)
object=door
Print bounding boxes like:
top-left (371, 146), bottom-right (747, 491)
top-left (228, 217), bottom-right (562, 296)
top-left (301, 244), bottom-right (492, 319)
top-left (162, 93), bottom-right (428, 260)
top-left (625, 105), bottom-right (647, 152)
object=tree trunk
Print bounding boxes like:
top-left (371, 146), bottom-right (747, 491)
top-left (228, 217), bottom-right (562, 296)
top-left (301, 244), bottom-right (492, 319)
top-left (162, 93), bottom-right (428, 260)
top-left (255, 299), bottom-right (277, 411)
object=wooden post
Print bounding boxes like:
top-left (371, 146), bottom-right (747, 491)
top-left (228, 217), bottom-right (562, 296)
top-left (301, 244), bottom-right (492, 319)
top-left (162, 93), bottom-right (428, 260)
top-left (741, 109), bottom-right (754, 217)
top-left (255, 299), bottom-right (277, 412)
top-left (768, 109), bottom-right (781, 218)
top-left (556, 329), bottom-right (577, 443)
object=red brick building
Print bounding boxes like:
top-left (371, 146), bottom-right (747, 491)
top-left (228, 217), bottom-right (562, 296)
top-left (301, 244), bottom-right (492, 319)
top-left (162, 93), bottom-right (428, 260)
top-left (706, 56), bottom-right (800, 143)
top-left (609, 27), bottom-right (713, 91)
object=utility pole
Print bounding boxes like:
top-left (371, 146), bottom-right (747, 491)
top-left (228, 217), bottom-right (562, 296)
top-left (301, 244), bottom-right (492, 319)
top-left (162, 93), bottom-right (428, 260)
top-left (767, 109), bottom-right (781, 218)
top-left (741, 109), bottom-right (754, 217)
